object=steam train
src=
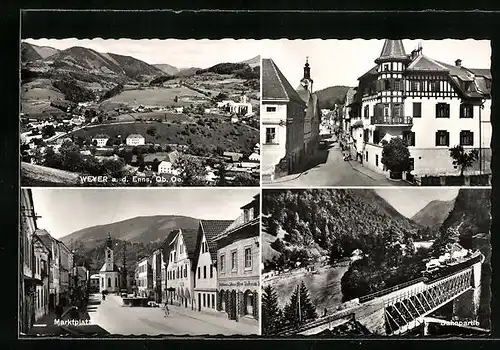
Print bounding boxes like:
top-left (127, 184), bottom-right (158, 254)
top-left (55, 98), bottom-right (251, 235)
top-left (422, 249), bottom-right (481, 283)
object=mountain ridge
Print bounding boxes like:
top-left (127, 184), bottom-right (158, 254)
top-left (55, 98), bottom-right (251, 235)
top-left (411, 199), bottom-right (456, 230)
top-left (59, 214), bottom-right (200, 249)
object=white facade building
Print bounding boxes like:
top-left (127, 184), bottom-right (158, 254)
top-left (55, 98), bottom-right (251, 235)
top-left (92, 134), bottom-right (110, 147)
top-left (126, 134), bottom-right (146, 146)
top-left (194, 220), bottom-right (232, 313)
top-left (99, 234), bottom-right (120, 293)
top-left (352, 40), bottom-right (492, 177)
top-left (137, 257), bottom-right (152, 298)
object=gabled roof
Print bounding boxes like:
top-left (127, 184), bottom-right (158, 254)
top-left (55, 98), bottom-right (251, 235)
top-left (375, 40), bottom-right (408, 62)
top-left (262, 58), bottom-right (306, 106)
top-left (197, 220), bottom-right (233, 263)
top-left (127, 134), bottom-right (144, 139)
top-left (100, 263), bottom-right (120, 272)
top-left (407, 55), bottom-right (449, 72)
top-left (435, 61), bottom-right (474, 81)
top-left (358, 65), bottom-right (378, 80)
top-left (468, 68), bottom-right (491, 79)
top-left (32, 233), bottom-right (52, 255)
top-left (161, 230), bottom-right (179, 266)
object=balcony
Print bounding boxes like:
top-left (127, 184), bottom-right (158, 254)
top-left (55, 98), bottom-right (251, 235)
top-left (371, 116), bottom-right (413, 126)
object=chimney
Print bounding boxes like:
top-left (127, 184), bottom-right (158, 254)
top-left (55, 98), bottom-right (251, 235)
top-left (455, 59), bottom-right (462, 67)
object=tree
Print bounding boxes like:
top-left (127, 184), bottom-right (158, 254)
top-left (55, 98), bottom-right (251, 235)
top-left (232, 172), bottom-right (259, 186)
top-left (146, 126), bottom-right (157, 137)
top-left (283, 281), bottom-right (317, 328)
top-left (262, 285), bottom-right (283, 335)
top-left (381, 136), bottom-right (411, 178)
top-left (449, 145), bottom-right (479, 176)
top-left (329, 241), bottom-right (344, 264)
top-left (59, 141), bottom-right (83, 172)
top-left (41, 124), bottom-right (56, 139)
top-left (43, 146), bottom-right (63, 169)
top-left (432, 227), bottom-right (461, 257)
top-left (216, 162), bottom-right (227, 186)
top-left (174, 155), bottom-right (208, 186)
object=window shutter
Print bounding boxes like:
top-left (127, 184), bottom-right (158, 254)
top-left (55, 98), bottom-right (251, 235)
top-left (470, 131), bottom-right (474, 146)
top-left (446, 131), bottom-right (450, 146)
top-left (435, 132), bottom-right (439, 146)
top-left (435, 104), bottom-right (439, 118)
top-left (470, 105), bottom-right (474, 118)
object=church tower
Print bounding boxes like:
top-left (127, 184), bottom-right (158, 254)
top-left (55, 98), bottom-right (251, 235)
top-left (104, 233), bottom-right (114, 271)
top-left (300, 57), bottom-right (314, 94)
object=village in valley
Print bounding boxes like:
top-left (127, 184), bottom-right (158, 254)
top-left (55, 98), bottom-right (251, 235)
top-left (20, 39), bottom-right (260, 187)
top-left (261, 39), bottom-right (491, 187)
top-left (20, 188), bottom-right (260, 336)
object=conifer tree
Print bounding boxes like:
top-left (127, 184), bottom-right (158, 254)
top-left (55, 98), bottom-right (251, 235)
top-left (262, 285), bottom-right (283, 335)
top-left (283, 281), bottom-right (317, 328)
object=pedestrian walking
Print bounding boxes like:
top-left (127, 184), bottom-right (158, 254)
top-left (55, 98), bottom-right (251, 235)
top-left (55, 304), bottom-right (63, 320)
top-left (164, 303), bottom-right (169, 318)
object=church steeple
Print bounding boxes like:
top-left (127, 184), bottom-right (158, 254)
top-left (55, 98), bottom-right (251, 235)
top-left (300, 57), bottom-right (314, 93)
top-left (303, 56), bottom-right (311, 80)
top-left (106, 232), bottom-right (113, 249)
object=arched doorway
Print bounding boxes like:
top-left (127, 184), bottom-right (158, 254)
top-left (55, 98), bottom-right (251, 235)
top-left (107, 277), bottom-right (111, 288)
top-left (244, 290), bottom-right (254, 316)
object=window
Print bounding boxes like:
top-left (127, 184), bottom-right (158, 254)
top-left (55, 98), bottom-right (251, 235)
top-left (203, 265), bottom-right (207, 279)
top-left (383, 105), bottom-right (389, 117)
top-left (384, 79), bottom-right (390, 90)
top-left (231, 251), bottom-right (237, 271)
top-left (107, 277), bottom-right (111, 287)
top-left (409, 158), bottom-right (415, 171)
top-left (383, 64), bottom-right (389, 71)
top-left (211, 294), bottom-right (215, 309)
top-left (393, 104), bottom-right (401, 118)
top-left (198, 266), bottom-right (200, 279)
top-left (266, 128), bottom-right (277, 144)
top-left (107, 251), bottom-right (111, 259)
top-left (364, 105), bottom-right (369, 119)
top-left (436, 103), bottom-right (450, 118)
top-left (220, 254), bottom-right (225, 273)
top-left (266, 106), bottom-right (276, 112)
top-left (365, 151), bottom-right (368, 161)
top-left (429, 80), bottom-right (440, 92)
top-left (413, 102), bottom-right (421, 118)
top-left (203, 293), bottom-right (206, 307)
top-left (394, 80), bottom-right (401, 91)
top-left (184, 265), bottom-right (187, 278)
top-left (460, 104), bottom-right (474, 118)
top-left (375, 154), bottom-right (379, 167)
top-left (245, 247), bottom-right (252, 268)
top-left (403, 132), bottom-right (416, 146)
top-left (411, 81), bottom-right (421, 91)
top-left (435, 130), bottom-right (450, 146)
top-left (210, 265), bottom-right (213, 278)
top-left (460, 130), bottom-right (474, 146)
top-left (37, 290), bottom-right (40, 309)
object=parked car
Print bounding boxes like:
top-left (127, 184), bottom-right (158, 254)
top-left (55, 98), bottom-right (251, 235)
top-left (147, 301), bottom-right (160, 308)
top-left (120, 289), bottom-right (128, 297)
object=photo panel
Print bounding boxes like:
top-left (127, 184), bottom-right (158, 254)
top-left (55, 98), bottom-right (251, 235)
top-left (260, 39), bottom-right (491, 187)
top-left (19, 188), bottom-right (261, 337)
top-left (20, 39), bottom-right (261, 187)
top-left (261, 188), bottom-right (491, 337)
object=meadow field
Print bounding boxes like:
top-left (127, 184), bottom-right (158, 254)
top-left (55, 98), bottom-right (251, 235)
top-left (70, 120), bottom-right (259, 154)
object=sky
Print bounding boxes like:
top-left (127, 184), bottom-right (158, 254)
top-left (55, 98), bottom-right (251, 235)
top-left (24, 38), bottom-right (262, 69)
top-left (375, 188), bottom-right (459, 218)
top-left (31, 188), bottom-right (259, 239)
top-left (25, 38), bottom-right (490, 90)
top-left (260, 39), bottom-right (491, 90)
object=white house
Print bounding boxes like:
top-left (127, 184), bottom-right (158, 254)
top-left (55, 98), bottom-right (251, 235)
top-left (99, 234), bottom-right (120, 293)
top-left (157, 150), bottom-right (181, 175)
top-left (261, 58), bottom-right (308, 180)
top-left (165, 229), bottom-right (197, 309)
top-left (193, 220), bottom-right (233, 313)
top-left (137, 256), bottom-right (152, 298)
top-left (32, 234), bottom-right (51, 321)
top-left (248, 152), bottom-right (260, 162)
top-left (352, 39), bottom-right (492, 177)
top-left (174, 107), bottom-right (184, 114)
top-left (126, 134), bottom-right (145, 146)
top-left (92, 134), bottom-right (110, 147)
top-left (231, 115), bottom-right (239, 123)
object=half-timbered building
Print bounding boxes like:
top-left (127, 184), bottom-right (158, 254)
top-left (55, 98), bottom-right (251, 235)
top-left (350, 39), bottom-right (491, 177)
